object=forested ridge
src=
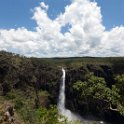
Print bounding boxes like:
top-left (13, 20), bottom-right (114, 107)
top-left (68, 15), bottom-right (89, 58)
top-left (0, 51), bottom-right (124, 124)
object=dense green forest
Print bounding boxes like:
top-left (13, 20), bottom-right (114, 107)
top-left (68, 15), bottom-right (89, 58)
top-left (0, 51), bottom-right (124, 124)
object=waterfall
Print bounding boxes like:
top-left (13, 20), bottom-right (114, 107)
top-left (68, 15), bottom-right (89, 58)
top-left (58, 68), bottom-right (82, 122)
top-left (57, 68), bottom-right (107, 124)
top-left (58, 68), bottom-right (66, 114)
top-left (58, 68), bottom-right (104, 124)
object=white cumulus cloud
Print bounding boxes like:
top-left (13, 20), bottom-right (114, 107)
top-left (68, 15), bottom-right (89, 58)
top-left (0, 0), bottom-right (124, 57)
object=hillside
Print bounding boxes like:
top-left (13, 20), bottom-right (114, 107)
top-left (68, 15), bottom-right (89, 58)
top-left (0, 51), bottom-right (124, 124)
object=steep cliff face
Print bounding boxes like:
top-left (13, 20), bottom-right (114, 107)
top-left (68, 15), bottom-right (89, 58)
top-left (66, 64), bottom-right (114, 87)
top-left (0, 65), bottom-right (61, 104)
top-left (65, 64), bottom-right (114, 107)
top-left (64, 64), bottom-right (124, 123)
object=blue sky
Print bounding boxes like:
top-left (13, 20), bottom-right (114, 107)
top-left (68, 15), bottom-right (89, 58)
top-left (0, 0), bottom-right (124, 30)
top-left (0, 0), bottom-right (124, 57)
top-left (96, 0), bottom-right (124, 29)
top-left (0, 0), bottom-right (71, 30)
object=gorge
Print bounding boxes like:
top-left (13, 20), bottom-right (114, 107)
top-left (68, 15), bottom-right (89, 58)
top-left (0, 51), bottom-right (124, 124)
top-left (58, 68), bottom-right (108, 124)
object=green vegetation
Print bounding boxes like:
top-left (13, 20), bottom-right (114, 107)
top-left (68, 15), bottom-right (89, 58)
top-left (0, 89), bottom-right (80, 124)
top-left (115, 74), bottom-right (124, 115)
top-left (73, 73), bottom-right (120, 115)
top-left (0, 51), bottom-right (124, 123)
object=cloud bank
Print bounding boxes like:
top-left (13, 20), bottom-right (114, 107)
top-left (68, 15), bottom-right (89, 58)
top-left (0, 0), bottom-right (124, 57)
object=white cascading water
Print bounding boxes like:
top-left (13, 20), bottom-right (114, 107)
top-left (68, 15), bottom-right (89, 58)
top-left (58, 68), bottom-right (82, 122)
top-left (58, 68), bottom-right (105, 124)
